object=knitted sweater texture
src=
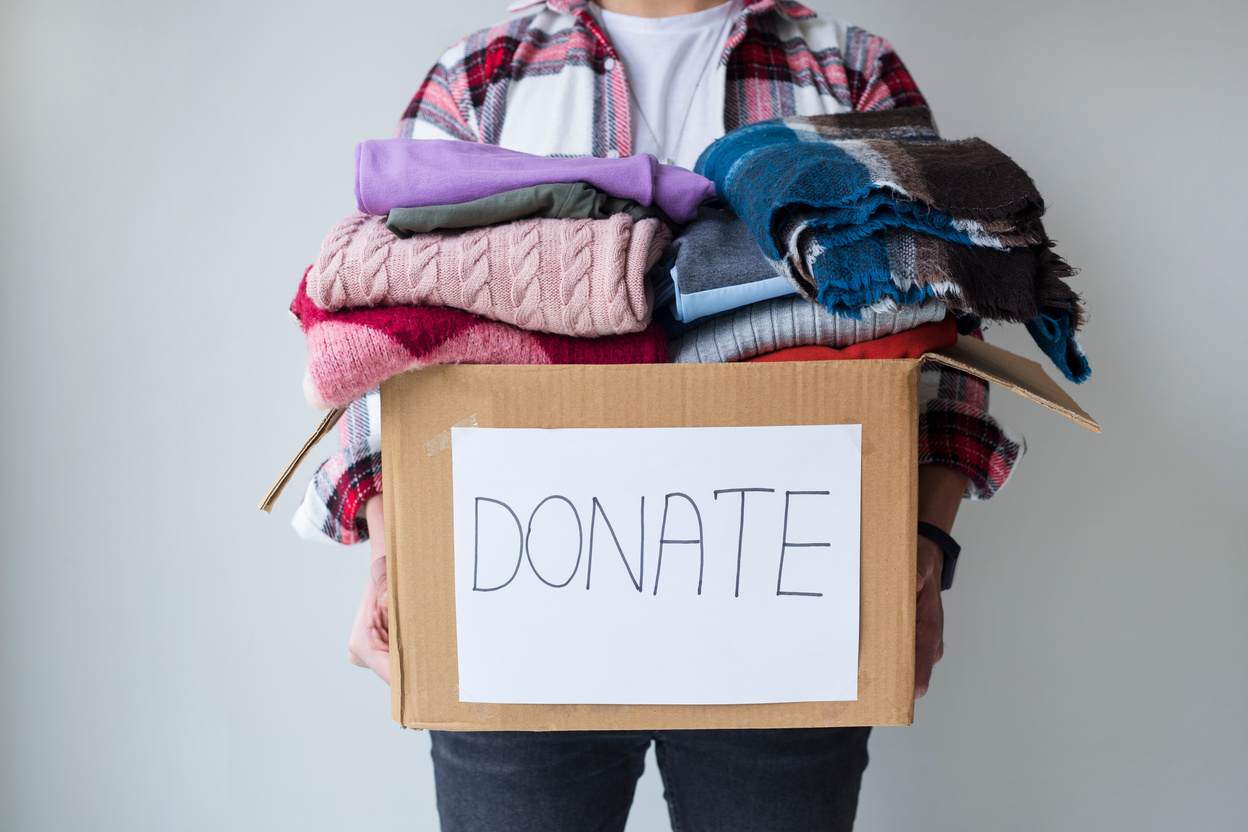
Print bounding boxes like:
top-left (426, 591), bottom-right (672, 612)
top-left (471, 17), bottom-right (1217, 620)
top-left (745, 317), bottom-right (957, 362)
top-left (306, 213), bottom-right (670, 338)
top-left (669, 295), bottom-right (948, 364)
top-left (293, 273), bottom-right (669, 410)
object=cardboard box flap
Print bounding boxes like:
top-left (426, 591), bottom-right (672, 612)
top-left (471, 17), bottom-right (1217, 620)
top-left (923, 336), bottom-right (1100, 433)
top-left (258, 407), bottom-right (345, 512)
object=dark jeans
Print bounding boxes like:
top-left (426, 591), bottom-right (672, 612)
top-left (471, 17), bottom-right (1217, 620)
top-left (430, 727), bottom-right (872, 832)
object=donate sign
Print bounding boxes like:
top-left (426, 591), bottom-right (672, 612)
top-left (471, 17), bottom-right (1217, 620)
top-left (450, 424), bottom-right (862, 706)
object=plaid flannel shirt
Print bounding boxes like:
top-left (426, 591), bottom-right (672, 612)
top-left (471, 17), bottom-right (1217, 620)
top-left (294, 0), bottom-right (1023, 545)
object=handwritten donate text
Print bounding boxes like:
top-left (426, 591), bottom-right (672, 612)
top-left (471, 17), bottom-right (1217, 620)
top-left (471, 489), bottom-right (836, 598)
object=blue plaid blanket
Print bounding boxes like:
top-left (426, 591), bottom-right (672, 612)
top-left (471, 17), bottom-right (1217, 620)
top-left (695, 107), bottom-right (1088, 382)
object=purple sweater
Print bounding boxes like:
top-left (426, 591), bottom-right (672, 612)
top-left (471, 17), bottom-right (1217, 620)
top-left (355, 138), bottom-right (716, 224)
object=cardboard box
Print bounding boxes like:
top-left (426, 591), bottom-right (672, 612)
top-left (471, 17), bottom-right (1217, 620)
top-left (370, 337), bottom-right (1097, 732)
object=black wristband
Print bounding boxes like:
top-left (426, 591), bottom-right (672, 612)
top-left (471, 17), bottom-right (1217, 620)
top-left (917, 521), bottom-right (961, 591)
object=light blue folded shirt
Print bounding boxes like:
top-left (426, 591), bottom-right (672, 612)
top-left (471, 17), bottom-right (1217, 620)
top-left (650, 206), bottom-right (799, 324)
top-left (668, 265), bottom-right (797, 323)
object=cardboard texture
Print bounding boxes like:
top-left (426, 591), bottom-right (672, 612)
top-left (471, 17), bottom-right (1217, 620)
top-left (259, 334), bottom-right (1096, 732)
top-left (382, 361), bottom-right (920, 731)
top-left (258, 337), bottom-right (1098, 520)
top-left (258, 407), bottom-right (345, 513)
top-left (926, 338), bottom-right (1100, 433)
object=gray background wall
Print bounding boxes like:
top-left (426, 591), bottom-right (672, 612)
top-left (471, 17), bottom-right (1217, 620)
top-left (1, 0), bottom-right (1244, 829)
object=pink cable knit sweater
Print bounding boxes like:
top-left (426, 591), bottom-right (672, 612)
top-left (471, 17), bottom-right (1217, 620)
top-left (292, 272), bottom-right (669, 410)
top-left (305, 212), bottom-right (671, 338)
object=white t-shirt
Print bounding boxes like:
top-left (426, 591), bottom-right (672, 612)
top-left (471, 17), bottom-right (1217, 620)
top-left (592, 0), bottom-right (743, 170)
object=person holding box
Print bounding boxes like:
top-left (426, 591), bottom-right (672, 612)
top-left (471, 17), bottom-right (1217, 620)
top-left (298, 1), bottom-right (1023, 829)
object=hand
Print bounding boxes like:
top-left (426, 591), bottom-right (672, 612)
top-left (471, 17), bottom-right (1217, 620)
top-left (914, 465), bottom-right (966, 701)
top-left (914, 535), bottom-right (945, 700)
top-left (348, 495), bottom-right (390, 684)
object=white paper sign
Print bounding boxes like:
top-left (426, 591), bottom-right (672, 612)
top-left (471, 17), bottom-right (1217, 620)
top-left (451, 424), bottom-right (861, 705)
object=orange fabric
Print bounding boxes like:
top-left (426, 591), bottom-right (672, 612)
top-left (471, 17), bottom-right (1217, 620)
top-left (747, 317), bottom-right (957, 363)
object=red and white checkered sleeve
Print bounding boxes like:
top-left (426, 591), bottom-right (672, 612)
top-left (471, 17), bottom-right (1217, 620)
top-left (292, 392), bottom-right (383, 545)
top-left (918, 331), bottom-right (1026, 500)
top-left (843, 27), bottom-right (928, 113)
top-left (395, 39), bottom-right (480, 142)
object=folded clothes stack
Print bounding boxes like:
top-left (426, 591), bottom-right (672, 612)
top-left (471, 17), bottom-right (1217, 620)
top-left (294, 271), bottom-right (670, 409)
top-left (291, 118), bottom-right (1082, 541)
top-left (293, 140), bottom-right (720, 409)
top-left (295, 112), bottom-right (1088, 413)
top-left (648, 202), bottom-right (954, 364)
